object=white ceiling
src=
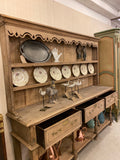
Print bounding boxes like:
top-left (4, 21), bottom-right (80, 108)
top-left (102, 0), bottom-right (120, 11)
top-left (77, 0), bottom-right (120, 27)
top-left (77, 0), bottom-right (120, 19)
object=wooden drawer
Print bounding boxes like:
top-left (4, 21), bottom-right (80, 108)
top-left (76, 99), bottom-right (104, 123)
top-left (36, 109), bottom-right (82, 149)
top-left (98, 91), bottom-right (118, 108)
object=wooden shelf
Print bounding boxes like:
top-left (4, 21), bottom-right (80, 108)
top-left (11, 132), bottom-right (39, 151)
top-left (7, 86), bottom-right (113, 127)
top-left (11, 60), bottom-right (98, 68)
top-left (75, 119), bottom-right (110, 154)
top-left (75, 128), bottom-right (96, 153)
top-left (13, 73), bottom-right (97, 91)
top-left (59, 136), bottom-right (74, 160)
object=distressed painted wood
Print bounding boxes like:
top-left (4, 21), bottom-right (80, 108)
top-left (95, 29), bottom-right (120, 121)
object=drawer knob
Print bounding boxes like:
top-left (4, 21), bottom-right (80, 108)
top-left (94, 104), bottom-right (97, 107)
top-left (52, 132), bottom-right (58, 136)
top-left (71, 119), bottom-right (77, 126)
top-left (52, 128), bottom-right (62, 136)
top-left (62, 119), bottom-right (69, 126)
top-left (74, 119), bottom-right (77, 122)
top-left (58, 128), bottom-right (62, 132)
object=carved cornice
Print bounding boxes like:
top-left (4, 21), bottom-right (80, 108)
top-left (7, 30), bottom-right (98, 47)
top-left (0, 14), bottom-right (98, 47)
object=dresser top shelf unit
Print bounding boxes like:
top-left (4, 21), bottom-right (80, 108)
top-left (0, 15), bottom-right (114, 160)
top-left (7, 85), bottom-right (113, 127)
top-left (0, 14), bottom-right (100, 115)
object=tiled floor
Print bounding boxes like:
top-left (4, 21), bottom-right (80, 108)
top-left (77, 117), bottom-right (120, 160)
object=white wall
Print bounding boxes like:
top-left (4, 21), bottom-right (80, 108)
top-left (0, 0), bottom-right (112, 36)
top-left (55, 0), bottom-right (112, 25)
top-left (0, 0), bottom-right (112, 160)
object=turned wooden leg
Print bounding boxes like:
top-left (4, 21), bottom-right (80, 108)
top-left (114, 104), bottom-right (119, 122)
top-left (29, 149), bottom-right (39, 160)
top-left (12, 137), bottom-right (22, 160)
top-left (94, 116), bottom-right (98, 138)
top-left (110, 106), bottom-right (113, 125)
top-left (46, 150), bottom-right (49, 160)
top-left (72, 132), bottom-right (77, 160)
top-left (116, 108), bottom-right (119, 122)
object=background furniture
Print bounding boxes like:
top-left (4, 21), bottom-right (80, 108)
top-left (95, 29), bottom-right (120, 121)
top-left (0, 114), bottom-right (7, 160)
top-left (0, 15), bottom-right (117, 160)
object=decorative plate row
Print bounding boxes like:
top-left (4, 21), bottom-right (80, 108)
top-left (12, 64), bottom-right (94, 87)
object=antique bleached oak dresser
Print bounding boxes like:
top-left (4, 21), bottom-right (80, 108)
top-left (0, 15), bottom-right (117, 160)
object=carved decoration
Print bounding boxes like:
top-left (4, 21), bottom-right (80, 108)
top-left (6, 25), bottom-right (98, 47)
top-left (0, 16), bottom-right (5, 27)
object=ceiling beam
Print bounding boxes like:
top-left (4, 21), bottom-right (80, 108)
top-left (77, 0), bottom-right (119, 19)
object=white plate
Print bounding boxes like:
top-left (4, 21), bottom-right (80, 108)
top-left (50, 67), bottom-right (62, 81)
top-left (62, 66), bottom-right (71, 79)
top-left (33, 67), bottom-right (48, 83)
top-left (88, 64), bottom-right (94, 74)
top-left (12, 68), bottom-right (29, 86)
top-left (72, 65), bottom-right (80, 77)
top-left (80, 64), bottom-right (88, 75)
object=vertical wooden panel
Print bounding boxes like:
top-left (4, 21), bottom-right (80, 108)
top-left (92, 47), bottom-right (97, 60)
top-left (9, 37), bottom-right (21, 63)
top-left (14, 91), bottom-right (26, 109)
top-left (99, 37), bottom-right (114, 73)
top-left (0, 25), bottom-right (15, 113)
top-left (86, 46), bottom-right (92, 61)
top-left (29, 149), bottom-right (39, 160)
top-left (29, 126), bottom-right (37, 145)
top-left (63, 44), bottom-right (76, 62)
top-left (88, 77), bottom-right (93, 86)
top-left (26, 88), bottom-right (40, 106)
top-left (12, 137), bottom-right (22, 160)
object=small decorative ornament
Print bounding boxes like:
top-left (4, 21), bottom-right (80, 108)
top-left (51, 48), bottom-right (62, 62)
top-left (74, 80), bottom-right (82, 93)
top-left (12, 68), bottom-right (29, 86)
top-left (39, 88), bottom-right (50, 111)
top-left (98, 112), bottom-right (105, 124)
top-left (80, 64), bottom-right (88, 75)
top-left (87, 119), bottom-right (95, 128)
top-left (82, 46), bottom-right (86, 61)
top-left (50, 67), bottom-right (62, 81)
top-left (76, 45), bottom-right (82, 59)
top-left (72, 65), bottom-right (80, 77)
top-left (68, 82), bottom-right (75, 95)
top-left (88, 64), bottom-right (94, 74)
top-left (76, 127), bottom-right (87, 142)
top-left (62, 66), bottom-right (71, 79)
top-left (33, 67), bottom-right (48, 83)
top-left (46, 81), bottom-right (58, 104)
top-left (39, 88), bottom-right (46, 107)
top-left (61, 81), bottom-right (69, 92)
